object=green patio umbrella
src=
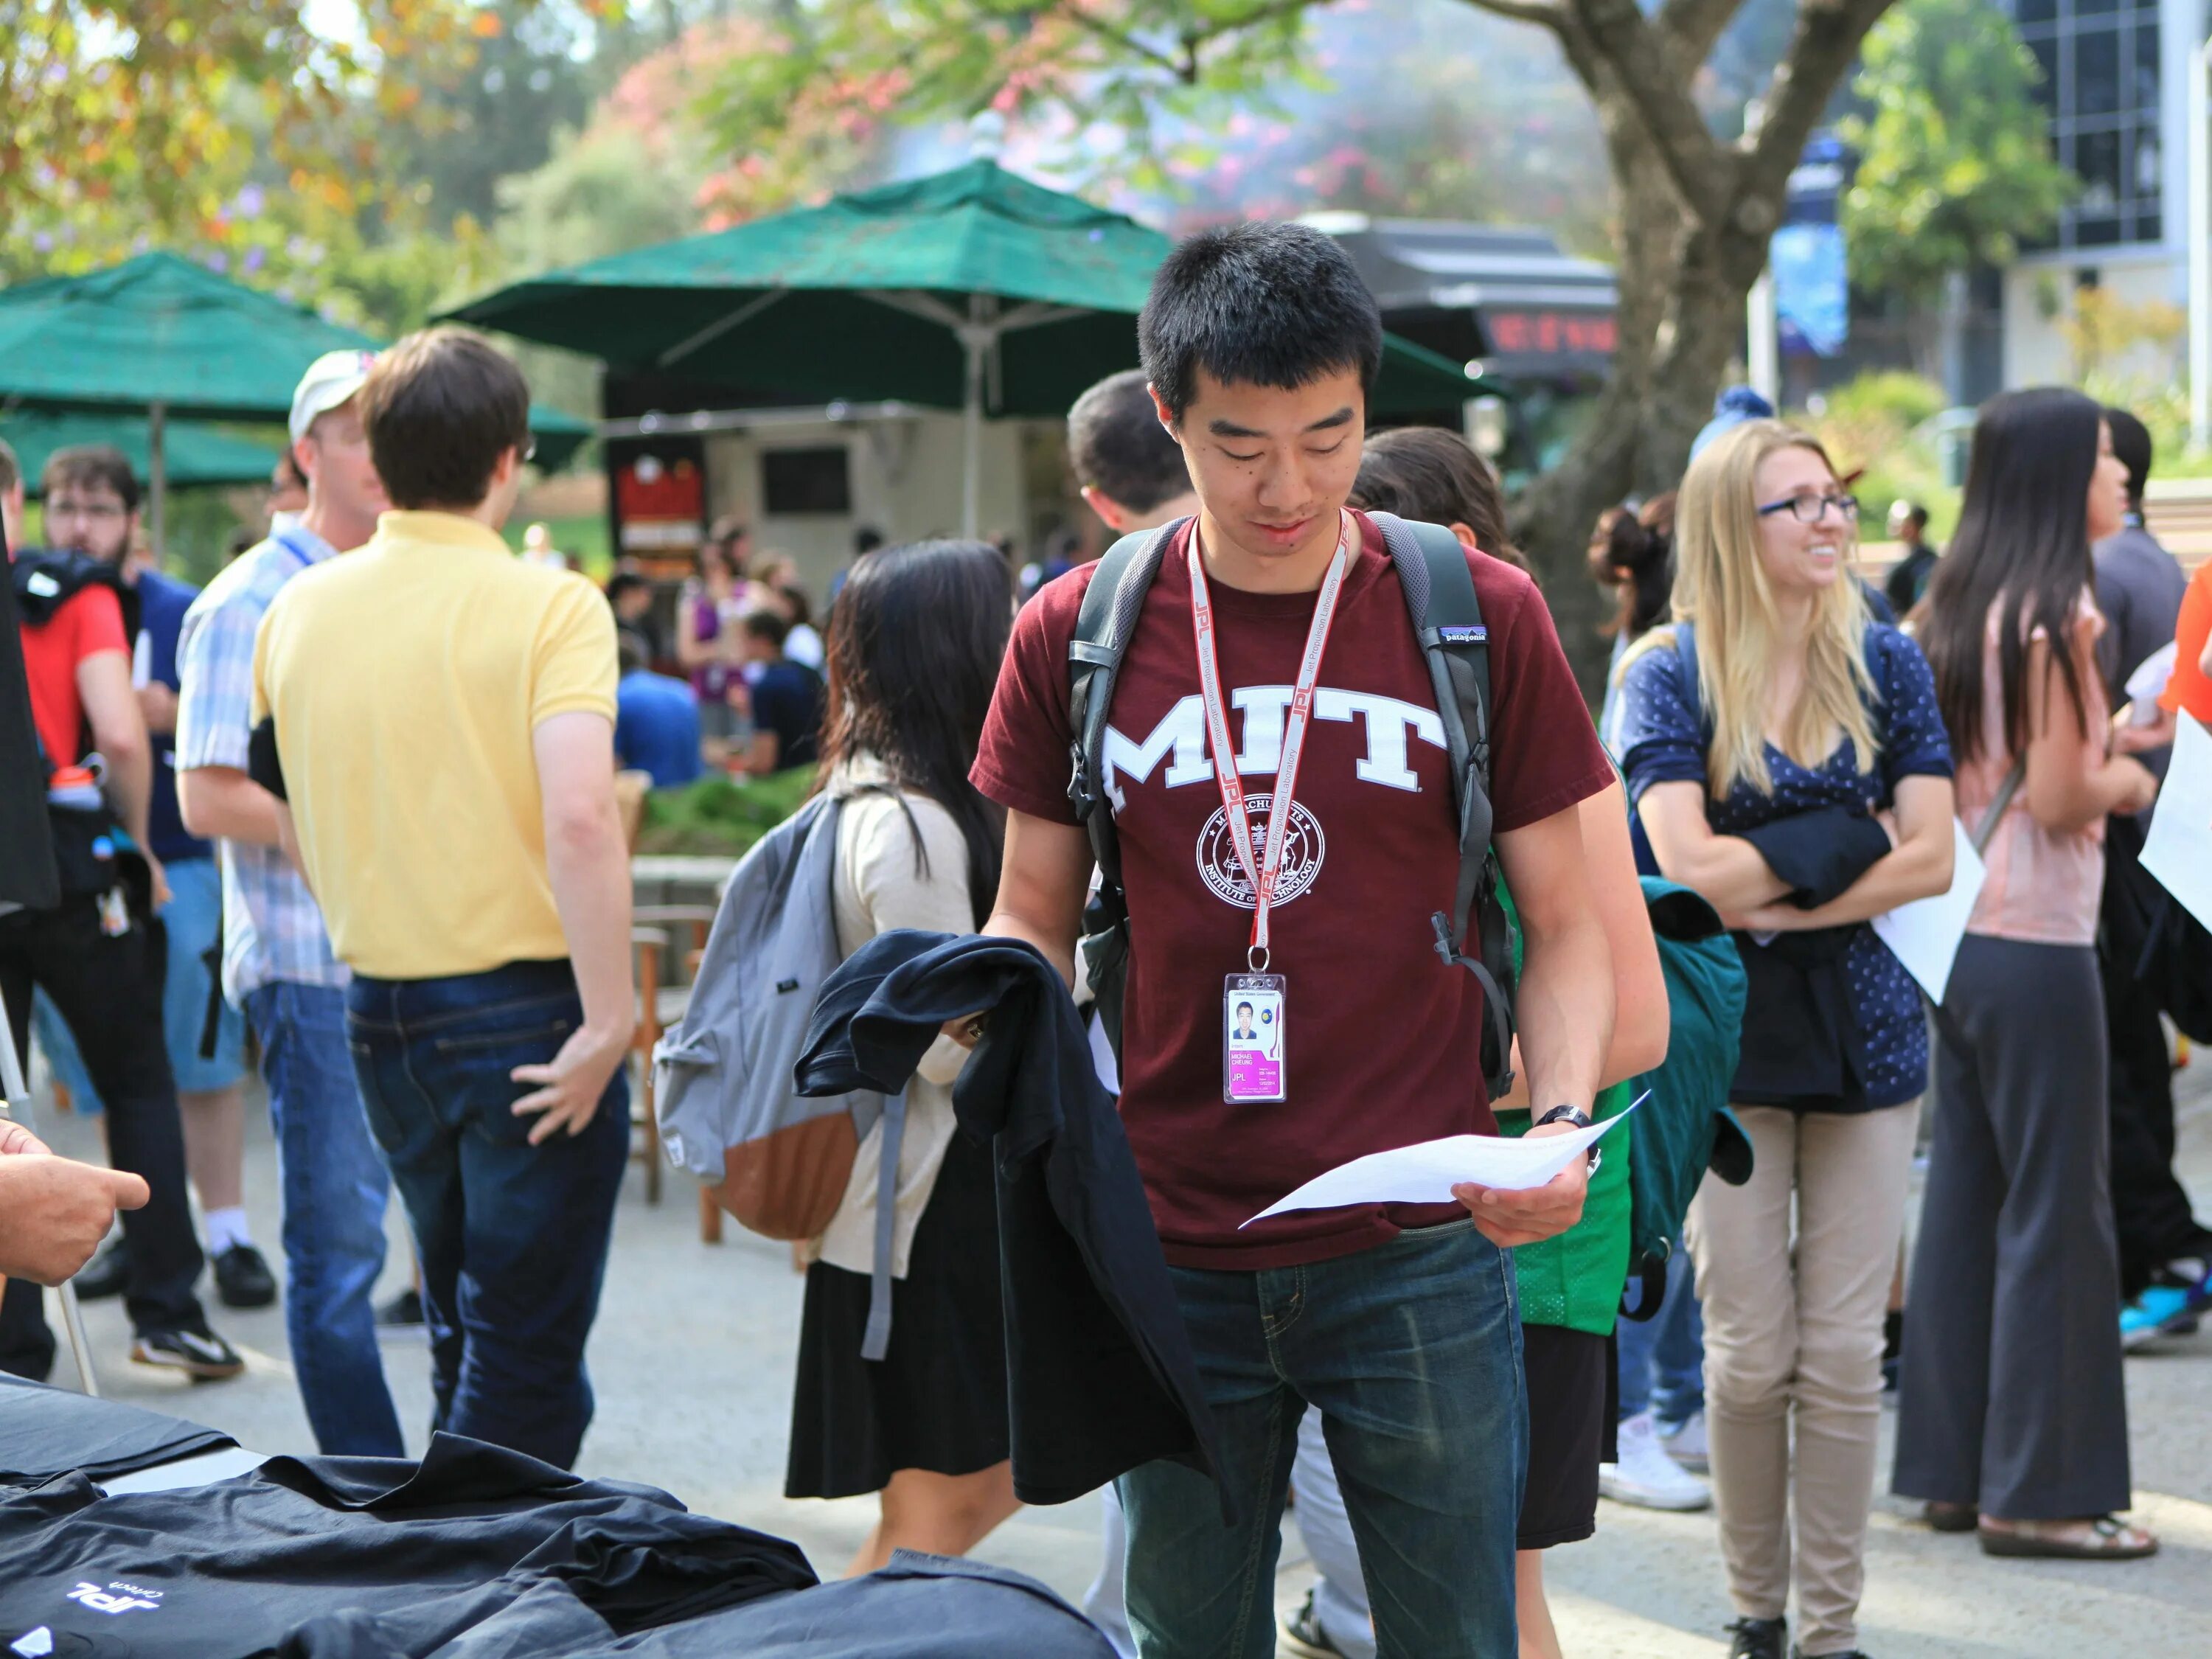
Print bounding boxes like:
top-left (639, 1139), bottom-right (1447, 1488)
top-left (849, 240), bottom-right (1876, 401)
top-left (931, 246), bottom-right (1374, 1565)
top-left (0, 410), bottom-right (283, 495)
top-left (446, 147), bottom-right (1491, 536)
top-left (0, 253), bottom-right (591, 553)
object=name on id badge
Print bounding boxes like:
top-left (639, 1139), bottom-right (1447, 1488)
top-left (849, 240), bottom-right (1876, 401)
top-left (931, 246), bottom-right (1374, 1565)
top-left (1224, 973), bottom-right (1287, 1104)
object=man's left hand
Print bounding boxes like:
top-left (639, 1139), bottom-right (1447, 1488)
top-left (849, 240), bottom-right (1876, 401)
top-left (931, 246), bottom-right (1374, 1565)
top-left (1453, 1119), bottom-right (1590, 1248)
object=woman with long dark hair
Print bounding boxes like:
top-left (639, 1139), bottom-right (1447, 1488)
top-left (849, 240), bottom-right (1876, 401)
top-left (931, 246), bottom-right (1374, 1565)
top-left (783, 538), bottom-right (1020, 1573)
top-left (1893, 389), bottom-right (2160, 1560)
top-left (676, 537), bottom-right (747, 767)
top-left (1613, 419), bottom-right (1957, 1659)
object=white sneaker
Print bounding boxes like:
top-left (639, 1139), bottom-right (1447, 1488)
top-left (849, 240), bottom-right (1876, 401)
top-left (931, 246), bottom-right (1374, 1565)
top-left (1660, 1409), bottom-right (1710, 1474)
top-left (1599, 1411), bottom-right (1712, 1511)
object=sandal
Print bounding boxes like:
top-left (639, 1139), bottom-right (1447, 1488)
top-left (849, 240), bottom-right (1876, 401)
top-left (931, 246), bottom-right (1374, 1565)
top-left (1923, 1500), bottom-right (1978, 1533)
top-left (1978, 1515), bottom-right (2157, 1559)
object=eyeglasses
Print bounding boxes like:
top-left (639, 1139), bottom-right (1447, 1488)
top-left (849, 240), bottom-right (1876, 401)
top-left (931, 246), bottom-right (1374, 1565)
top-left (1757, 493), bottom-right (1860, 526)
top-left (45, 499), bottom-right (129, 524)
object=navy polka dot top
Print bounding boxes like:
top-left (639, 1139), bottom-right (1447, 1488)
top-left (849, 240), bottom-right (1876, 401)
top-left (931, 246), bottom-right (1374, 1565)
top-left (1614, 625), bottom-right (1955, 1110)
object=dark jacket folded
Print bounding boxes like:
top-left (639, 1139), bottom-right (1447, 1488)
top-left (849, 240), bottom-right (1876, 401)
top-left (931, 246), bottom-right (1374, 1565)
top-left (797, 928), bottom-right (1222, 1511)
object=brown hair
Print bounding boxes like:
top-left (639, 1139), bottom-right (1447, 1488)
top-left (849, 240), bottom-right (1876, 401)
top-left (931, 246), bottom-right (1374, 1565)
top-left (358, 327), bottom-right (531, 510)
top-left (1349, 425), bottom-right (1529, 573)
top-left (44, 445), bottom-right (141, 515)
top-left (1589, 493), bottom-right (1675, 644)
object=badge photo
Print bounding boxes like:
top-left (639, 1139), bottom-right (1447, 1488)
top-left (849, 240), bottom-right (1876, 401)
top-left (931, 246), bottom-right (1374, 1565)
top-left (1223, 973), bottom-right (1287, 1104)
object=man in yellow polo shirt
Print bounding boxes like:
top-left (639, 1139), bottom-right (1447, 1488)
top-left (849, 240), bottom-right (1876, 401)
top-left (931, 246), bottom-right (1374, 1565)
top-left (250, 327), bottom-right (633, 1470)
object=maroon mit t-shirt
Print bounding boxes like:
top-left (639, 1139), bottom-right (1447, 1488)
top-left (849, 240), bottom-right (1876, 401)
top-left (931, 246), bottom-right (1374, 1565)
top-left (971, 512), bottom-right (1612, 1270)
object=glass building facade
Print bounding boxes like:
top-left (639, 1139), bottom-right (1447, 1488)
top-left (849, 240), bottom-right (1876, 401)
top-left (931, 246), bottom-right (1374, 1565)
top-left (2014, 0), bottom-right (2165, 249)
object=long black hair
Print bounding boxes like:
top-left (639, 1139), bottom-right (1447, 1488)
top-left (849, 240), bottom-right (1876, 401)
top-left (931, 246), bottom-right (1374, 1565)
top-left (1588, 493), bottom-right (1674, 643)
top-left (815, 539), bottom-right (1011, 927)
top-left (1919, 387), bottom-right (2101, 766)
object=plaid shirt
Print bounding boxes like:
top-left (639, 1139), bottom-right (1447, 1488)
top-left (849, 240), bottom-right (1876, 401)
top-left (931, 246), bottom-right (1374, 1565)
top-left (175, 526), bottom-right (348, 1002)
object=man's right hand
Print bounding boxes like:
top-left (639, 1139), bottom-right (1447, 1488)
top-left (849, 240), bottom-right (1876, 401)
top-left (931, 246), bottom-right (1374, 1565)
top-left (0, 1155), bottom-right (150, 1287)
top-left (510, 1022), bottom-right (633, 1147)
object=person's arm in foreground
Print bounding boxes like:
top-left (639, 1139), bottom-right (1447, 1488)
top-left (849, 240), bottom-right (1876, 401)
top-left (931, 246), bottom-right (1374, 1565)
top-left (0, 1120), bottom-right (149, 1286)
top-left (1460, 802), bottom-right (1615, 1249)
top-left (78, 646), bottom-right (168, 907)
top-left (979, 810), bottom-right (1093, 987)
top-left (178, 766), bottom-right (284, 846)
top-left (512, 711), bottom-right (636, 1144)
top-left (1739, 773), bottom-right (1955, 933)
top-left (1493, 780), bottom-right (1666, 1110)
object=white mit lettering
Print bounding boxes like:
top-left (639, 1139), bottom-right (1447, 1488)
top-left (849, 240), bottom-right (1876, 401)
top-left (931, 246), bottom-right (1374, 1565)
top-left (1104, 684), bottom-right (1444, 804)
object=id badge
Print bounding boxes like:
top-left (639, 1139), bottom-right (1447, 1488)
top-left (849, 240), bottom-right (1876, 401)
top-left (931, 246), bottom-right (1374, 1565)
top-left (1223, 973), bottom-right (1287, 1104)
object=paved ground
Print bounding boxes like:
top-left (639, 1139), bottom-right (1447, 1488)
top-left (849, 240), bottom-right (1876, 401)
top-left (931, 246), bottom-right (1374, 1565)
top-left (25, 1048), bottom-right (2212, 1658)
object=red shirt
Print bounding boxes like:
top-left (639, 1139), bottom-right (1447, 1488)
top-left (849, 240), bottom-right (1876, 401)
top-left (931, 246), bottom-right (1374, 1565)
top-left (2160, 559), bottom-right (2212, 727)
top-left (19, 585), bottom-right (128, 768)
top-left (972, 513), bottom-right (1612, 1269)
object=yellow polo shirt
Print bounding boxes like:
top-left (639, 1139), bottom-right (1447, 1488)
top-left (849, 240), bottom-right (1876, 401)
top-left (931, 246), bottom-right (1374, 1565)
top-left (251, 509), bottom-right (618, 980)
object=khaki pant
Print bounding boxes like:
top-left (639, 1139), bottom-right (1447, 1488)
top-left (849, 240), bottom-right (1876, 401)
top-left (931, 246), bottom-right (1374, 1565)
top-left (1687, 1102), bottom-right (1919, 1656)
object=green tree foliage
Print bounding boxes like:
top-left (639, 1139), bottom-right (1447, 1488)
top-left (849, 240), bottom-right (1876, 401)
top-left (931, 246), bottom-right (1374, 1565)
top-left (1839, 0), bottom-right (2073, 307)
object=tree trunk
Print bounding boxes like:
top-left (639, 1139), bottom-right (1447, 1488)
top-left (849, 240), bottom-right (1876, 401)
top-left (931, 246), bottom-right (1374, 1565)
top-left (1509, 101), bottom-right (1767, 698)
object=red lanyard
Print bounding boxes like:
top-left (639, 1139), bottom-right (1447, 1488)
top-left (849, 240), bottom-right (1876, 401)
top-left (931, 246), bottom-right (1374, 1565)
top-left (1189, 510), bottom-right (1354, 970)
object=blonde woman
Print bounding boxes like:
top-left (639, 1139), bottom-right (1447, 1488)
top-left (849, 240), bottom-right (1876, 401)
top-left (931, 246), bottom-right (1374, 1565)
top-left (1613, 420), bottom-right (1956, 1659)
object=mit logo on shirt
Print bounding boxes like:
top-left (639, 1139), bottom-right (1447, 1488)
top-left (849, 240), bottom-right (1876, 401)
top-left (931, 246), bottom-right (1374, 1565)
top-left (1105, 685), bottom-right (1448, 807)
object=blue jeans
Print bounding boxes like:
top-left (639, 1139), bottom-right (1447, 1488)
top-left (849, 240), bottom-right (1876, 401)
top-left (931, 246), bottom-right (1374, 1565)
top-left (1617, 1242), bottom-right (1705, 1427)
top-left (1118, 1220), bottom-right (1526, 1659)
top-left (344, 959), bottom-right (627, 1470)
top-left (245, 980), bottom-right (404, 1457)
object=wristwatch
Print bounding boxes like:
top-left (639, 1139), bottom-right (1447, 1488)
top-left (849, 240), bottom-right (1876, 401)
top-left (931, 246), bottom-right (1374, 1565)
top-left (1534, 1104), bottom-right (1601, 1175)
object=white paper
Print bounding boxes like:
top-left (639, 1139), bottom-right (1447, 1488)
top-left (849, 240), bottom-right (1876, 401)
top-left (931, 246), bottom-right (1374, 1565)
top-left (1871, 818), bottom-right (1987, 1005)
top-left (1242, 1095), bottom-right (1645, 1226)
top-left (2143, 714), bottom-right (2212, 933)
top-left (2126, 640), bottom-right (2179, 723)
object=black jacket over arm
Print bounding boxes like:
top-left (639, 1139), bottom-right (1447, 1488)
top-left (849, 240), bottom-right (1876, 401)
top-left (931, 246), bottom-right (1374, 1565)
top-left (796, 929), bottom-right (1222, 1512)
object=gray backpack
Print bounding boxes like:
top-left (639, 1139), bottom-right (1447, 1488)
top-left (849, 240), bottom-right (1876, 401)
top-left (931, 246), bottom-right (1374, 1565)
top-left (653, 792), bottom-right (908, 1358)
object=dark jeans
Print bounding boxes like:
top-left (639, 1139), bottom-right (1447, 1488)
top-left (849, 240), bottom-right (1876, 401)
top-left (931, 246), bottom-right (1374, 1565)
top-left (0, 897), bottom-right (208, 1377)
top-left (1617, 1242), bottom-right (1704, 1427)
top-left (344, 959), bottom-right (627, 1470)
top-left (1118, 1220), bottom-right (1526, 1659)
top-left (246, 981), bottom-right (404, 1457)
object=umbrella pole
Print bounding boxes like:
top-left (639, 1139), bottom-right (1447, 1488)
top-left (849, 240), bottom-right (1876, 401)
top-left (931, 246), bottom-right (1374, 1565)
top-left (960, 321), bottom-right (984, 542)
top-left (147, 400), bottom-right (167, 566)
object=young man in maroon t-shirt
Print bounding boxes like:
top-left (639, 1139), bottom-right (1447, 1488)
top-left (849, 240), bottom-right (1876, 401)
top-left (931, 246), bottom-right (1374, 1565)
top-left (970, 223), bottom-right (1616, 1655)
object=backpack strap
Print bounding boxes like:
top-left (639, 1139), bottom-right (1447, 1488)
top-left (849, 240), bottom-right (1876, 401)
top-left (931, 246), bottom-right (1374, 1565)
top-left (1368, 511), bottom-right (1514, 1094)
top-left (860, 1088), bottom-right (908, 1362)
top-left (1065, 518), bottom-right (1188, 902)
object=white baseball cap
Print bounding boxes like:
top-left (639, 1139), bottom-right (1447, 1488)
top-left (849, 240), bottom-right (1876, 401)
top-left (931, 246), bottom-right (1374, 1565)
top-left (289, 349), bottom-right (378, 444)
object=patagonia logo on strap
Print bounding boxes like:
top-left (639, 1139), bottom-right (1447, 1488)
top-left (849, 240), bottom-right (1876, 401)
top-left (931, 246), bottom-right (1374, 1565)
top-left (1438, 625), bottom-right (1487, 644)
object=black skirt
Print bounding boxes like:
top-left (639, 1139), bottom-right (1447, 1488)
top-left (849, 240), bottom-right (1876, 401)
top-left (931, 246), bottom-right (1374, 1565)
top-left (785, 1124), bottom-right (1010, 1500)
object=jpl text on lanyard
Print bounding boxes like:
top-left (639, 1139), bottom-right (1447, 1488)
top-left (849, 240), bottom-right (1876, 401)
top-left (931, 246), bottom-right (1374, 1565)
top-left (1189, 509), bottom-right (1354, 1105)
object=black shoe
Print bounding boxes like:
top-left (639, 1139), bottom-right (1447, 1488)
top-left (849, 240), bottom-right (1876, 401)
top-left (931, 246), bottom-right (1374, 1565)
top-left (376, 1287), bottom-right (425, 1328)
top-left (1279, 1587), bottom-right (1347, 1658)
top-left (212, 1243), bottom-right (277, 1310)
top-left (1727, 1617), bottom-right (1788, 1659)
top-left (131, 1326), bottom-right (245, 1381)
top-left (1795, 1650), bottom-right (1871, 1659)
top-left (74, 1236), bottom-right (128, 1301)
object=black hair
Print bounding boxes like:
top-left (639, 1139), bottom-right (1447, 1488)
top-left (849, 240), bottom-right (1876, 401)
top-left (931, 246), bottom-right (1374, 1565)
top-left (1893, 499), bottom-right (1930, 530)
top-left (1138, 222), bottom-right (1382, 422)
top-left (1587, 494), bottom-right (1676, 643)
top-left (815, 540), bottom-right (1012, 928)
top-left (44, 445), bottom-right (141, 515)
top-left (605, 571), bottom-right (650, 606)
top-left (779, 582), bottom-right (813, 628)
top-left (2104, 406), bottom-right (2152, 506)
top-left (853, 525), bottom-right (886, 557)
top-left (1920, 387), bottom-right (2102, 765)
top-left (1236, 1001), bottom-right (1253, 1017)
top-left (1068, 369), bottom-right (1192, 515)
top-left (1350, 426), bottom-right (1529, 574)
top-left (740, 608), bottom-right (789, 650)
